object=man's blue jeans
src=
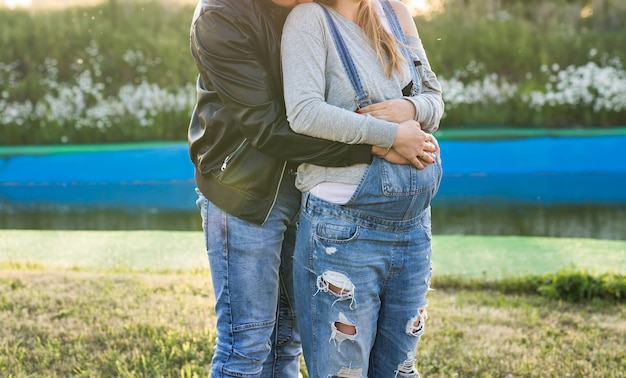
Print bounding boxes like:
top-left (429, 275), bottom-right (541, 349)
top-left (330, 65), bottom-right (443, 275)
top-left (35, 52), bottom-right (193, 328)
top-left (196, 173), bottom-right (302, 378)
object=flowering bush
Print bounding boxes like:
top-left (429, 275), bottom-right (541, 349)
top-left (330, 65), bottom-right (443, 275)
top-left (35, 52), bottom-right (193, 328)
top-left (0, 41), bottom-right (195, 145)
top-left (1, 41), bottom-right (625, 145)
top-left (439, 50), bottom-right (626, 128)
top-left (525, 50), bottom-right (626, 114)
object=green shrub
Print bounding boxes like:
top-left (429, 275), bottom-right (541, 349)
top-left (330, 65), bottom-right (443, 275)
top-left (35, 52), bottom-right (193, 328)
top-left (537, 268), bottom-right (626, 302)
top-left (434, 268), bottom-right (626, 303)
top-left (1, 0), bottom-right (625, 145)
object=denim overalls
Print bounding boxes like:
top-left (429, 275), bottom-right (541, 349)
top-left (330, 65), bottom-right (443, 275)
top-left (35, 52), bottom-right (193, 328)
top-left (293, 3), bottom-right (443, 377)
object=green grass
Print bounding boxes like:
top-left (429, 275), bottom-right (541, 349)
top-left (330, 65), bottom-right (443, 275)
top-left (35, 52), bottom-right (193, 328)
top-left (1, 230), bottom-right (624, 277)
top-left (1, 269), bottom-right (625, 377)
top-left (0, 270), bottom-right (216, 378)
top-left (1, 230), bottom-right (625, 377)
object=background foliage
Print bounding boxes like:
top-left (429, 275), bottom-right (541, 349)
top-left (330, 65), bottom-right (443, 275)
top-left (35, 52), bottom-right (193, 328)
top-left (1, 0), bottom-right (625, 145)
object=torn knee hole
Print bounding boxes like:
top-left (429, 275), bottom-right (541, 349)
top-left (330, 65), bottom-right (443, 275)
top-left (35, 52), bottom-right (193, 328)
top-left (407, 307), bottom-right (428, 336)
top-left (396, 352), bottom-right (418, 377)
top-left (330, 366), bottom-right (363, 378)
top-left (329, 282), bottom-right (350, 295)
top-left (316, 271), bottom-right (355, 300)
top-left (332, 313), bottom-right (357, 337)
top-left (334, 321), bottom-right (356, 335)
top-left (330, 312), bottom-right (358, 350)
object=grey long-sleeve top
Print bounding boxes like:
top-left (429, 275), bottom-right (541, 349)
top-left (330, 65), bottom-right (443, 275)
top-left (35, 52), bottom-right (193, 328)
top-left (282, 1), bottom-right (444, 192)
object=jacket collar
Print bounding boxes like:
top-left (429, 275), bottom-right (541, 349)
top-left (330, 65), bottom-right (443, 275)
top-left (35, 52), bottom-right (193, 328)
top-left (258, 0), bottom-right (291, 22)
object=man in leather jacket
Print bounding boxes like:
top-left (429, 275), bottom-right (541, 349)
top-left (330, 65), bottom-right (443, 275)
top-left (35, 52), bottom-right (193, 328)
top-left (189, 0), bottom-right (373, 376)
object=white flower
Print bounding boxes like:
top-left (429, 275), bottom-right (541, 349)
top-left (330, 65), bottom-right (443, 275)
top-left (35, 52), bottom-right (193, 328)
top-left (1, 44), bottom-right (624, 138)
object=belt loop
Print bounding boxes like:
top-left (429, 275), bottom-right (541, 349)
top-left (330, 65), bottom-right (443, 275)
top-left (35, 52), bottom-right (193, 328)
top-left (302, 191), bottom-right (310, 209)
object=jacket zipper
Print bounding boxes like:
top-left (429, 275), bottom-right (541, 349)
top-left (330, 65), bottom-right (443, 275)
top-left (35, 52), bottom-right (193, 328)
top-left (221, 139), bottom-right (247, 171)
top-left (262, 161), bottom-right (287, 225)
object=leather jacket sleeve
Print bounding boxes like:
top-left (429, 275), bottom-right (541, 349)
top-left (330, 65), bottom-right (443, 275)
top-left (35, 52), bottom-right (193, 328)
top-left (190, 2), bottom-right (371, 167)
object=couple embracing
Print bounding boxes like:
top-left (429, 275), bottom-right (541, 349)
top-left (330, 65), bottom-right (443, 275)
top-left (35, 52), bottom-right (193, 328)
top-left (188, 0), bottom-right (443, 376)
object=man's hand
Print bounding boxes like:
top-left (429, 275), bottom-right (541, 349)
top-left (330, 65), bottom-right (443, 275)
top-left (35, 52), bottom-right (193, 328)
top-left (371, 145), bottom-right (411, 165)
top-left (358, 99), bottom-right (415, 123)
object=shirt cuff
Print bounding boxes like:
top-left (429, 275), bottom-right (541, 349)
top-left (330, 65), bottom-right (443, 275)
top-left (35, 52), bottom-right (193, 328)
top-left (402, 96), bottom-right (420, 121)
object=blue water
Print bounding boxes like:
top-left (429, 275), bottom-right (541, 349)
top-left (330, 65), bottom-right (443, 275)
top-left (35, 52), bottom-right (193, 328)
top-left (1, 135), bottom-right (625, 238)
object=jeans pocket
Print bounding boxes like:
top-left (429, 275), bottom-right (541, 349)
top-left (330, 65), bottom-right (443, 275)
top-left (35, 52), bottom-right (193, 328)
top-left (381, 160), bottom-right (438, 196)
top-left (314, 220), bottom-right (359, 243)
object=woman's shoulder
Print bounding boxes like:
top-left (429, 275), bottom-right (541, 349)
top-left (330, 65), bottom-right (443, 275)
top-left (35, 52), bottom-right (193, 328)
top-left (383, 0), bottom-right (418, 37)
top-left (384, 0), bottom-right (411, 14)
top-left (289, 2), bottom-right (325, 19)
top-left (285, 3), bottom-right (326, 31)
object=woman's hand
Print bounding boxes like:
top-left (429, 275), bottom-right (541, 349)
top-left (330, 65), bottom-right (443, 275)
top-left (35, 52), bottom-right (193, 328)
top-left (393, 120), bottom-right (437, 169)
top-left (363, 101), bottom-right (439, 169)
top-left (428, 134), bottom-right (440, 158)
top-left (358, 99), bottom-right (415, 123)
top-left (417, 134), bottom-right (440, 164)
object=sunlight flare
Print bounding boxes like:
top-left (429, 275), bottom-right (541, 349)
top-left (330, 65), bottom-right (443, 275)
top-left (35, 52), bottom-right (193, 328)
top-left (405, 0), bottom-right (444, 17)
top-left (2, 0), bottom-right (32, 9)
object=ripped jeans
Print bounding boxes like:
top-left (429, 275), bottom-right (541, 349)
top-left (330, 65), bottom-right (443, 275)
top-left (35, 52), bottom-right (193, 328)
top-left (294, 156), bottom-right (442, 378)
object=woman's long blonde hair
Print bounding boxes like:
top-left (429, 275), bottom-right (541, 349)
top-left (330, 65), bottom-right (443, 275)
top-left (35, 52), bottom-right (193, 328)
top-left (317, 0), bottom-right (404, 77)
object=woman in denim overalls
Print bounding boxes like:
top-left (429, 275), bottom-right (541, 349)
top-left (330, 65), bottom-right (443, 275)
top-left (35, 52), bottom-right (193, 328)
top-left (282, 0), bottom-right (444, 376)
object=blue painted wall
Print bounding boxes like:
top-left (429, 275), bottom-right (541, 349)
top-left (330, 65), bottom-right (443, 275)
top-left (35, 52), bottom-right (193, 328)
top-left (438, 135), bottom-right (626, 204)
top-left (1, 135), bottom-right (625, 211)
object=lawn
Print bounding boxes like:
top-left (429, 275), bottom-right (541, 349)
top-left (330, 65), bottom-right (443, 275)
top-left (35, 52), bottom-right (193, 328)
top-left (2, 230), bottom-right (625, 277)
top-left (1, 230), bottom-right (625, 377)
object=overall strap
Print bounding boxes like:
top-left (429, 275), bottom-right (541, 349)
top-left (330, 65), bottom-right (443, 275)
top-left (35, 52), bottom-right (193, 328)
top-left (380, 0), bottom-right (422, 94)
top-left (319, 5), bottom-right (372, 109)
